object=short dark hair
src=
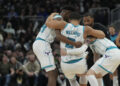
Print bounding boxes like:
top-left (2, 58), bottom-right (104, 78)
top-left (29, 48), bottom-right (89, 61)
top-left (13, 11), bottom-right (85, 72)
top-left (61, 5), bottom-right (75, 11)
top-left (69, 12), bottom-right (81, 20)
top-left (84, 13), bottom-right (94, 18)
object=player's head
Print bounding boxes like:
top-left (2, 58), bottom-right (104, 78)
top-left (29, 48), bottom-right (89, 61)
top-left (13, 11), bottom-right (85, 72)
top-left (69, 12), bottom-right (81, 23)
top-left (83, 13), bottom-right (94, 26)
top-left (53, 14), bottom-right (63, 21)
top-left (60, 5), bottom-right (75, 22)
top-left (86, 35), bottom-right (97, 43)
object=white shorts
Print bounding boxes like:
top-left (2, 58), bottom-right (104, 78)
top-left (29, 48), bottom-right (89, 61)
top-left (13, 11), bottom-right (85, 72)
top-left (91, 49), bottom-right (120, 76)
top-left (32, 40), bottom-right (56, 72)
top-left (61, 58), bottom-right (87, 79)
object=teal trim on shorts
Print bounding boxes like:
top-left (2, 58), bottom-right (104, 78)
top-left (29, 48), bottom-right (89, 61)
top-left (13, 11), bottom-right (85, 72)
top-left (35, 37), bottom-right (48, 42)
top-left (98, 65), bottom-right (112, 74)
top-left (106, 46), bottom-right (118, 51)
top-left (42, 65), bottom-right (53, 69)
top-left (62, 58), bottom-right (83, 64)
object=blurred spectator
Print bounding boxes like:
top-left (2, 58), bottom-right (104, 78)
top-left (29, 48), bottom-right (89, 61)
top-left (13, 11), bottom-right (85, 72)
top-left (0, 18), bottom-right (4, 32)
top-left (4, 22), bottom-right (15, 35)
top-left (4, 34), bottom-right (14, 50)
top-left (16, 26), bottom-right (26, 37)
top-left (5, 50), bottom-right (12, 59)
top-left (17, 51), bottom-right (26, 64)
top-left (108, 25), bottom-right (118, 42)
top-left (0, 54), bottom-right (14, 86)
top-left (23, 53), bottom-right (40, 86)
top-left (8, 9), bottom-right (18, 19)
top-left (10, 56), bottom-right (26, 86)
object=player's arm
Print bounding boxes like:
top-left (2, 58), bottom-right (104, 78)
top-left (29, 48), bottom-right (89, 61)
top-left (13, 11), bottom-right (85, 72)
top-left (116, 32), bottom-right (120, 47)
top-left (85, 26), bottom-right (105, 39)
top-left (90, 45), bottom-right (100, 62)
top-left (46, 20), bottom-right (67, 30)
top-left (55, 30), bottom-right (82, 47)
top-left (61, 44), bottom-right (88, 56)
top-left (93, 52), bottom-right (100, 62)
top-left (45, 13), bottom-right (67, 29)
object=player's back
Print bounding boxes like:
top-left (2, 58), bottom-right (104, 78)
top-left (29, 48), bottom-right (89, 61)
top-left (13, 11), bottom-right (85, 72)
top-left (90, 38), bottom-right (118, 55)
top-left (36, 24), bottom-right (56, 43)
top-left (60, 23), bottom-right (85, 62)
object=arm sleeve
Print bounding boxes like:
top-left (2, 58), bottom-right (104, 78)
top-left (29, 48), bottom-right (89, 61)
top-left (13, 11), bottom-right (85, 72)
top-left (67, 44), bottom-right (88, 55)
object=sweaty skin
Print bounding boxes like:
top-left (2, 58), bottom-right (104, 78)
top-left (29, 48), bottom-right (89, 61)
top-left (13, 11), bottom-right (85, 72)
top-left (116, 32), bottom-right (120, 47)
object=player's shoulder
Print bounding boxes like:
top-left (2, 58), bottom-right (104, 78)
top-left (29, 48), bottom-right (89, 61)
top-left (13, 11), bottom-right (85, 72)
top-left (63, 23), bottom-right (73, 29)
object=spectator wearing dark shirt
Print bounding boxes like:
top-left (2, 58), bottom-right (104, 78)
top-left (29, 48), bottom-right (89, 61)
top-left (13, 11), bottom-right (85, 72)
top-left (0, 54), bottom-right (14, 86)
top-left (83, 13), bottom-right (112, 86)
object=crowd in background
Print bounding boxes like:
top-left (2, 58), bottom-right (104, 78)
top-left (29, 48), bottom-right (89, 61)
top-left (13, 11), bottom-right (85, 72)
top-left (0, 0), bottom-right (120, 86)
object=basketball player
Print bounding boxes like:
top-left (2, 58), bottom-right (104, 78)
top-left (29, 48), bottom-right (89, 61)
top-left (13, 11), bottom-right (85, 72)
top-left (86, 36), bottom-right (120, 86)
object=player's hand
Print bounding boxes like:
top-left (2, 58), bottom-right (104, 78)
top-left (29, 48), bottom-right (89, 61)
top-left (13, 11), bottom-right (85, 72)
top-left (61, 48), bottom-right (67, 56)
top-left (85, 38), bottom-right (91, 44)
top-left (75, 42), bottom-right (82, 48)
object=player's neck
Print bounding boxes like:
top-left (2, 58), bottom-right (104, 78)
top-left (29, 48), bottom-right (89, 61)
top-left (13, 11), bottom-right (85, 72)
top-left (70, 21), bottom-right (79, 26)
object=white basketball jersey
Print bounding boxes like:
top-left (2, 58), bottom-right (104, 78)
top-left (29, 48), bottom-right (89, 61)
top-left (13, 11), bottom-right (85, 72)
top-left (60, 23), bottom-right (85, 62)
top-left (90, 38), bottom-right (117, 55)
top-left (36, 24), bottom-right (56, 43)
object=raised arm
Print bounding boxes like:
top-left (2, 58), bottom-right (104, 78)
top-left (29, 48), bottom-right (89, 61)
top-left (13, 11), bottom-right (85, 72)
top-left (45, 13), bottom-right (67, 29)
top-left (85, 26), bottom-right (105, 39)
top-left (46, 20), bottom-right (67, 30)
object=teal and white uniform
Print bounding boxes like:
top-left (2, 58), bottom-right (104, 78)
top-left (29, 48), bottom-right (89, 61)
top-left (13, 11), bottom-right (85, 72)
top-left (60, 23), bottom-right (88, 79)
top-left (33, 24), bottom-right (56, 72)
top-left (90, 38), bottom-right (120, 76)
